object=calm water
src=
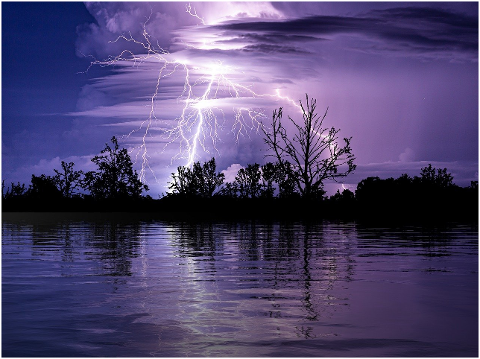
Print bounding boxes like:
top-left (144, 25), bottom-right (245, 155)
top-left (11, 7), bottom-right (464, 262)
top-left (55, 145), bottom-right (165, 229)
top-left (2, 214), bottom-right (478, 357)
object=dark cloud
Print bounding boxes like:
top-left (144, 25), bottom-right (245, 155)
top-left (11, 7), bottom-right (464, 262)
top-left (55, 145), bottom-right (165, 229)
top-left (212, 6), bottom-right (477, 59)
top-left (214, 15), bottom-right (371, 34)
top-left (366, 7), bottom-right (478, 53)
top-left (241, 43), bottom-right (310, 54)
top-left (238, 33), bottom-right (321, 44)
top-left (369, 6), bottom-right (477, 28)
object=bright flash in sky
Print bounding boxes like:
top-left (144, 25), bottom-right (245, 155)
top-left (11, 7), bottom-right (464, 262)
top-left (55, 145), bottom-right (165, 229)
top-left (85, 4), bottom-right (298, 184)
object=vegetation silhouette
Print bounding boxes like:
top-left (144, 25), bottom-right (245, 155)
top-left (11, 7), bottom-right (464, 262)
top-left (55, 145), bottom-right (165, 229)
top-left (168, 157), bottom-right (224, 198)
top-left (2, 97), bottom-right (477, 223)
top-left (3, 136), bottom-right (151, 211)
top-left (84, 136), bottom-right (148, 200)
top-left (352, 165), bottom-right (477, 223)
top-left (54, 161), bottom-right (83, 198)
top-left (4, 155), bottom-right (475, 223)
top-left (262, 94), bottom-right (356, 200)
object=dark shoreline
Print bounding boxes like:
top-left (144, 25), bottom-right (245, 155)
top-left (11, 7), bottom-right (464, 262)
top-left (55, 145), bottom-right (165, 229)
top-left (3, 210), bottom-right (477, 227)
top-left (3, 184), bottom-right (478, 225)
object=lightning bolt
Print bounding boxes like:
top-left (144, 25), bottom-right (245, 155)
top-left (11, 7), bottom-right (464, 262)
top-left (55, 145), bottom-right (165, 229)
top-left (84, 5), bottom-right (302, 185)
top-left (185, 3), bottom-right (205, 25)
top-left (274, 89), bottom-right (302, 111)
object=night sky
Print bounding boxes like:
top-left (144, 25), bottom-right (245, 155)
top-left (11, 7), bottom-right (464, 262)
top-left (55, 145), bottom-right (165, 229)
top-left (2, 2), bottom-right (478, 196)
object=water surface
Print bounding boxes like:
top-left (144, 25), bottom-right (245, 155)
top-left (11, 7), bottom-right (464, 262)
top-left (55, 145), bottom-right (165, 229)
top-left (2, 214), bottom-right (478, 356)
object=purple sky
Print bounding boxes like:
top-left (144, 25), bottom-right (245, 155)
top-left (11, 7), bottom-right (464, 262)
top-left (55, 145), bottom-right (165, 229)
top-left (2, 2), bottom-right (478, 196)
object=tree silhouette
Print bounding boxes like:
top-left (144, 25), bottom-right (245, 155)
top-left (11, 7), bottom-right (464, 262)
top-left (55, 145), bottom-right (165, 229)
top-left (260, 162), bottom-right (276, 198)
top-left (28, 174), bottom-right (62, 199)
top-left (196, 158), bottom-right (225, 197)
top-left (168, 157), bottom-right (224, 197)
top-left (3, 181), bottom-right (27, 200)
top-left (330, 188), bottom-right (355, 203)
top-left (218, 182), bottom-right (238, 198)
top-left (420, 164), bottom-right (453, 188)
top-left (168, 165), bottom-right (194, 196)
top-left (263, 94), bottom-right (356, 199)
top-left (353, 164), bottom-right (478, 222)
top-left (84, 136), bottom-right (148, 200)
top-left (234, 163), bottom-right (262, 198)
top-left (273, 160), bottom-right (298, 198)
top-left (54, 161), bottom-right (83, 198)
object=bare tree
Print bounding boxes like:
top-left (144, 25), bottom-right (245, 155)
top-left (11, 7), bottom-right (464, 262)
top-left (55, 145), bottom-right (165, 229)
top-left (263, 95), bottom-right (356, 199)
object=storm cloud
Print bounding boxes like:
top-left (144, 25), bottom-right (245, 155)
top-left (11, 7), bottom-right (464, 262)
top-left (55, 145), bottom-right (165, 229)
top-left (211, 6), bottom-right (477, 60)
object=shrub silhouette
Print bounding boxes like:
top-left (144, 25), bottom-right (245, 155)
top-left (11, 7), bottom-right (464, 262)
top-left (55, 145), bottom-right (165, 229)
top-left (3, 181), bottom-right (27, 199)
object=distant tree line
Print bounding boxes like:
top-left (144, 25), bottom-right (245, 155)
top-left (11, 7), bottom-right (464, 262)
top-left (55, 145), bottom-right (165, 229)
top-left (164, 157), bottom-right (477, 221)
top-left (168, 159), bottom-right (298, 199)
top-left (3, 94), bottom-right (477, 222)
top-left (330, 164), bottom-right (477, 222)
top-left (3, 136), bottom-right (149, 211)
top-left (3, 152), bottom-right (477, 222)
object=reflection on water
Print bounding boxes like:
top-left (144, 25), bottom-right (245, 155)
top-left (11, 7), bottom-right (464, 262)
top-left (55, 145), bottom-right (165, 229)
top-left (2, 215), bottom-right (478, 357)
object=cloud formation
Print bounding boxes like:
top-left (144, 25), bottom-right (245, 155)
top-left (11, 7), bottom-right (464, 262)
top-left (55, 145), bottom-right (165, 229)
top-left (211, 6), bottom-right (477, 60)
top-left (76, 2), bottom-right (284, 59)
top-left (76, 2), bottom-right (199, 58)
top-left (399, 147), bottom-right (415, 163)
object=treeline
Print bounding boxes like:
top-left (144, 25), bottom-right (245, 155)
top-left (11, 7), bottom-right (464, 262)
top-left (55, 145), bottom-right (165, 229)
top-left (332, 164), bottom-right (478, 222)
top-left (163, 158), bottom-right (477, 222)
top-left (168, 159), bottom-right (300, 199)
top-left (3, 150), bottom-right (477, 222)
top-left (3, 137), bottom-right (149, 211)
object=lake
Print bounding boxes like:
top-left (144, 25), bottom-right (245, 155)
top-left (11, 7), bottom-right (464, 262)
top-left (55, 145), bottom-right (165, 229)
top-left (2, 213), bottom-right (478, 357)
